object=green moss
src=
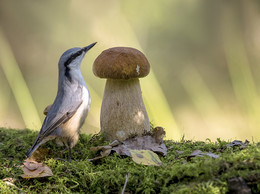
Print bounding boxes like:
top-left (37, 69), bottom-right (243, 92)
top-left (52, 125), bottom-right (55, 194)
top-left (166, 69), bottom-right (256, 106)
top-left (0, 128), bottom-right (259, 193)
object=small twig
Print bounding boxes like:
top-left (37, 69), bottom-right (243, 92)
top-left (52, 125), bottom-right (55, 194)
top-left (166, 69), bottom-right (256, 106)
top-left (121, 173), bottom-right (130, 194)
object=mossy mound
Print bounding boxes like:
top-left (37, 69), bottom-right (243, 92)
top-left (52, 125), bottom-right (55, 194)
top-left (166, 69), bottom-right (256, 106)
top-left (0, 128), bottom-right (259, 193)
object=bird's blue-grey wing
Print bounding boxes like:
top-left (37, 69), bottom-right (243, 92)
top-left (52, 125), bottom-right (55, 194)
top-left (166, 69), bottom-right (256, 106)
top-left (26, 85), bottom-right (83, 157)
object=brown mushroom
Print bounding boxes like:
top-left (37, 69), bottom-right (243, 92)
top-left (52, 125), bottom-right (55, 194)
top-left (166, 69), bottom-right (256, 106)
top-left (93, 47), bottom-right (150, 141)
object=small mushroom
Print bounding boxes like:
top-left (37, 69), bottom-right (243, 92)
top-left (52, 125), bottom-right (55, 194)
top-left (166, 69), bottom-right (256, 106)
top-left (93, 47), bottom-right (150, 141)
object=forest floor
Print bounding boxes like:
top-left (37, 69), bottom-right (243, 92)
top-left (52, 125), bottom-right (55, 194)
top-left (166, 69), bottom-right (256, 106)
top-left (0, 128), bottom-right (259, 193)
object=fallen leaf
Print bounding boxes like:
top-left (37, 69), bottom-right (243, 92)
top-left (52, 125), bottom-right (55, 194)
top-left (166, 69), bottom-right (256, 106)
top-left (226, 140), bottom-right (249, 149)
top-left (109, 140), bottom-right (120, 147)
top-left (112, 135), bottom-right (167, 156)
top-left (90, 140), bottom-right (120, 152)
top-left (187, 150), bottom-right (203, 161)
top-left (226, 140), bottom-right (243, 147)
top-left (151, 127), bottom-right (166, 144)
top-left (90, 145), bottom-right (112, 152)
top-left (175, 150), bottom-right (184, 155)
top-left (112, 145), bottom-right (131, 156)
top-left (190, 150), bottom-right (202, 156)
top-left (21, 159), bottom-right (53, 179)
top-left (88, 141), bottom-right (119, 161)
top-left (187, 150), bottom-right (219, 161)
top-left (201, 152), bottom-right (219, 159)
top-left (28, 148), bottom-right (50, 162)
top-left (88, 148), bottom-right (112, 162)
top-left (240, 140), bottom-right (250, 149)
top-left (129, 149), bottom-right (162, 166)
top-left (89, 127), bottom-right (167, 161)
top-left (24, 161), bottom-right (39, 171)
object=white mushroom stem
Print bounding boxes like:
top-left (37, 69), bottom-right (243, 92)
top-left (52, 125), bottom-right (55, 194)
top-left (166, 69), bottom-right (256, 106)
top-left (100, 78), bottom-right (150, 141)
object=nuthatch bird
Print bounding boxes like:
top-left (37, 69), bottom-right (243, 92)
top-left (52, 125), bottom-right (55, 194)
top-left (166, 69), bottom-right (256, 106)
top-left (26, 42), bottom-right (97, 162)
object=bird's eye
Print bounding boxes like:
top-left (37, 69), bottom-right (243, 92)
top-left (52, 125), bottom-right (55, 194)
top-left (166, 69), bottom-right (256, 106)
top-left (76, 51), bottom-right (82, 56)
top-left (64, 50), bottom-right (83, 68)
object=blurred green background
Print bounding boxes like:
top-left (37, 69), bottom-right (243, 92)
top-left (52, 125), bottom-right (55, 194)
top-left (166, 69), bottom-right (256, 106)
top-left (0, 0), bottom-right (260, 141)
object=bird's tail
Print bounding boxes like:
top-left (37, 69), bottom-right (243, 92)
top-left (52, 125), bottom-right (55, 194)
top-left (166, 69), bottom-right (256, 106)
top-left (26, 136), bottom-right (42, 158)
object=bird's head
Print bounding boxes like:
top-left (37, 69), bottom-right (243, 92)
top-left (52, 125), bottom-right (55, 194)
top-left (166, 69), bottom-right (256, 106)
top-left (58, 42), bottom-right (97, 82)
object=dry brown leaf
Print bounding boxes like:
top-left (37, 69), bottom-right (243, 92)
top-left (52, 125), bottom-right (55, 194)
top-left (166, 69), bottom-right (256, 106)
top-left (109, 140), bottom-right (120, 147)
top-left (90, 145), bottom-right (112, 152)
top-left (202, 152), bottom-right (219, 159)
top-left (187, 150), bottom-right (219, 161)
top-left (176, 150), bottom-right (184, 155)
top-left (88, 149), bottom-right (112, 162)
top-left (112, 145), bottom-right (131, 156)
top-left (21, 159), bottom-right (53, 179)
top-left (90, 140), bottom-right (120, 152)
top-left (88, 141), bottom-right (117, 161)
top-left (112, 135), bottom-right (167, 156)
top-left (152, 127), bottom-right (166, 144)
top-left (226, 140), bottom-right (249, 149)
top-left (28, 148), bottom-right (50, 162)
top-left (24, 161), bottom-right (40, 171)
top-left (89, 127), bottom-right (167, 161)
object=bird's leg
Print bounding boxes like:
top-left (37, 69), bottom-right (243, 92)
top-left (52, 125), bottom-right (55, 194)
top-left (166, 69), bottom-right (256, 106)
top-left (55, 147), bottom-right (71, 162)
top-left (68, 146), bottom-right (72, 162)
top-left (67, 141), bottom-right (72, 162)
top-left (55, 142), bottom-right (72, 162)
top-left (60, 141), bottom-right (68, 153)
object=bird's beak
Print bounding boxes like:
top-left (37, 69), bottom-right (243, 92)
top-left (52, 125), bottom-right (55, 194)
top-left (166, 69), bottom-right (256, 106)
top-left (82, 42), bottom-right (97, 52)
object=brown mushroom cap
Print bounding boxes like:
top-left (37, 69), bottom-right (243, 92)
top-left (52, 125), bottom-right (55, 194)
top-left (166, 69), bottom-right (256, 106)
top-left (93, 47), bottom-right (150, 79)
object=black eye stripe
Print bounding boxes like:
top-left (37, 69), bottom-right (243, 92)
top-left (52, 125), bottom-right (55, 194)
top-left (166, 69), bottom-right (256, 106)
top-left (64, 50), bottom-right (83, 67)
top-left (64, 50), bottom-right (83, 82)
